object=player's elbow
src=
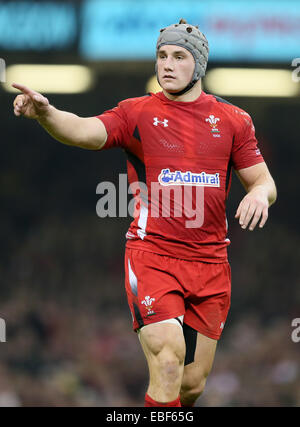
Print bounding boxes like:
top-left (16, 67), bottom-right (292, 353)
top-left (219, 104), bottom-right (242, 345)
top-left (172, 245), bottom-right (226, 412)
top-left (80, 135), bottom-right (107, 150)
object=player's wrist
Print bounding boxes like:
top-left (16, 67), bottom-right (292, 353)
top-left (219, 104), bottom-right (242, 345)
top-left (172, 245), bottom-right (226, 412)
top-left (248, 184), bottom-right (270, 206)
top-left (37, 104), bottom-right (54, 123)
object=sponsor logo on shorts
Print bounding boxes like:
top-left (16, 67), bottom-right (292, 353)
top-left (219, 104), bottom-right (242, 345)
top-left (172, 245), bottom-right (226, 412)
top-left (141, 295), bottom-right (156, 316)
top-left (158, 168), bottom-right (220, 187)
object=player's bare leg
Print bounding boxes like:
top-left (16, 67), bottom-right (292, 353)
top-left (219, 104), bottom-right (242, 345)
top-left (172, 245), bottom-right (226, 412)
top-left (180, 332), bottom-right (217, 406)
top-left (139, 322), bottom-right (186, 404)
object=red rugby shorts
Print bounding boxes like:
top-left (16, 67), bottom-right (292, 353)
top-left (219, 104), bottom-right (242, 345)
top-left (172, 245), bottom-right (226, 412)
top-left (124, 248), bottom-right (231, 340)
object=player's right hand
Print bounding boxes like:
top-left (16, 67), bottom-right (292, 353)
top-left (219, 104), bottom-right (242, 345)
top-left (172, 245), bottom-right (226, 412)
top-left (12, 83), bottom-right (50, 120)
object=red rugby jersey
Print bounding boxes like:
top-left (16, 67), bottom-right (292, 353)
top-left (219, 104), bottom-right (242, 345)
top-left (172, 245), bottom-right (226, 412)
top-left (96, 91), bottom-right (264, 262)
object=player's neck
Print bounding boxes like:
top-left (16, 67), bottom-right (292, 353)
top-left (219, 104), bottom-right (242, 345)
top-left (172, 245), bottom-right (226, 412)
top-left (162, 80), bottom-right (202, 103)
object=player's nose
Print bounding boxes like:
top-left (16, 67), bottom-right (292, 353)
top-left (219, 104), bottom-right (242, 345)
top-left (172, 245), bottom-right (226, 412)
top-left (163, 56), bottom-right (174, 71)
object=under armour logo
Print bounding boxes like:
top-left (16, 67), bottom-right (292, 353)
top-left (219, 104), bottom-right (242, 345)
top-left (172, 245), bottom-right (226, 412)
top-left (153, 117), bottom-right (168, 127)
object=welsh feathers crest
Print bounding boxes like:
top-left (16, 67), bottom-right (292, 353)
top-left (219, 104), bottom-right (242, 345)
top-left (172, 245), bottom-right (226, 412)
top-left (141, 295), bottom-right (156, 316)
top-left (205, 114), bottom-right (220, 127)
top-left (205, 114), bottom-right (221, 136)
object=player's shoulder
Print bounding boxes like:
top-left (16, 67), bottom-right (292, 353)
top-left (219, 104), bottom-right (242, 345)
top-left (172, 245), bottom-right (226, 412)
top-left (206, 92), bottom-right (252, 121)
top-left (118, 93), bottom-right (153, 110)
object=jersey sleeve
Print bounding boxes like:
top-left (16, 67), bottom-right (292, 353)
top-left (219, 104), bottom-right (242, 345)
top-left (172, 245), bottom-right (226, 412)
top-left (95, 101), bottom-right (130, 150)
top-left (231, 113), bottom-right (264, 170)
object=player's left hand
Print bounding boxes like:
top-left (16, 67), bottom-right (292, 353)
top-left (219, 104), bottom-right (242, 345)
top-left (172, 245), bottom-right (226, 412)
top-left (235, 186), bottom-right (269, 231)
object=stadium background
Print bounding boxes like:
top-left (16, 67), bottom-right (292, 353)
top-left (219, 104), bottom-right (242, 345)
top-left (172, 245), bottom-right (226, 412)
top-left (0, 0), bottom-right (299, 406)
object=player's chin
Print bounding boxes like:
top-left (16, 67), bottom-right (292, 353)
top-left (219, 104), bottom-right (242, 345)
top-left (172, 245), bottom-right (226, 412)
top-left (161, 82), bottom-right (185, 93)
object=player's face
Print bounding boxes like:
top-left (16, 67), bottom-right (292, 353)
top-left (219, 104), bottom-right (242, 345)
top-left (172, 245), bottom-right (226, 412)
top-left (156, 45), bottom-right (195, 93)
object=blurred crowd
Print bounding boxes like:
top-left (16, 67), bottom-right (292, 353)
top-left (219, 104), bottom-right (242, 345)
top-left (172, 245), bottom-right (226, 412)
top-left (1, 79), bottom-right (299, 406)
top-left (0, 291), bottom-right (299, 407)
top-left (0, 215), bottom-right (299, 407)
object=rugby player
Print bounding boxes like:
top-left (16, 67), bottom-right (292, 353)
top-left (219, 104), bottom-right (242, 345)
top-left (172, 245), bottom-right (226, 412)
top-left (12, 19), bottom-right (277, 407)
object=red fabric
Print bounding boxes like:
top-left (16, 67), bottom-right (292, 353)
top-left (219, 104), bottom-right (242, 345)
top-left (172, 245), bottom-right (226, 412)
top-left (96, 91), bottom-right (264, 263)
top-left (125, 247), bottom-right (231, 339)
top-left (145, 393), bottom-right (181, 407)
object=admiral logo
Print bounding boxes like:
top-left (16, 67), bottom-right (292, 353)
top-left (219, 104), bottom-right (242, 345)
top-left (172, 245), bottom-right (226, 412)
top-left (158, 168), bottom-right (220, 187)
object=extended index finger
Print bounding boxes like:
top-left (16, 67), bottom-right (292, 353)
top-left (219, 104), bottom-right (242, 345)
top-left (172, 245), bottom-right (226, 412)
top-left (12, 82), bottom-right (37, 97)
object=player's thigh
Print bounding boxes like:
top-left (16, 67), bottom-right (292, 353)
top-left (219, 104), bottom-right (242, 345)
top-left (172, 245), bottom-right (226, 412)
top-left (139, 321), bottom-right (186, 368)
top-left (181, 332), bottom-right (217, 392)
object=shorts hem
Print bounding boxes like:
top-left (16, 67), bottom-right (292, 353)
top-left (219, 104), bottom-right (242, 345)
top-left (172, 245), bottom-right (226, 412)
top-left (133, 312), bottom-right (185, 332)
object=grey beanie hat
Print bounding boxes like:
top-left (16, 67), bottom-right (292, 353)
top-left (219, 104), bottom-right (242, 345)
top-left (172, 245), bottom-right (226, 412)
top-left (156, 18), bottom-right (209, 95)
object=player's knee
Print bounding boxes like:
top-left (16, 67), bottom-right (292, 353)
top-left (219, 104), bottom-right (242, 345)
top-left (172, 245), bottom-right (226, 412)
top-left (180, 368), bottom-right (209, 402)
top-left (157, 343), bottom-right (185, 371)
top-left (181, 376), bottom-right (207, 401)
top-left (155, 353), bottom-right (183, 388)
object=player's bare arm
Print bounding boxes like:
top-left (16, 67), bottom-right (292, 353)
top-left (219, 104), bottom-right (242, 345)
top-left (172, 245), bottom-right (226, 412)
top-left (234, 162), bottom-right (277, 231)
top-left (12, 83), bottom-right (107, 150)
